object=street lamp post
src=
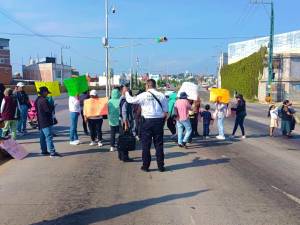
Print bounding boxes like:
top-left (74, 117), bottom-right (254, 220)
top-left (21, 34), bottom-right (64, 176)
top-left (105, 0), bottom-right (109, 97)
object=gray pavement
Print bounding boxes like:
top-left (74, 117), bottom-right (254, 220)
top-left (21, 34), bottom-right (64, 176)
top-left (0, 93), bottom-right (300, 225)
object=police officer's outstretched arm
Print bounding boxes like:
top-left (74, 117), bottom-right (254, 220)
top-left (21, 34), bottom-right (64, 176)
top-left (124, 91), bottom-right (142, 104)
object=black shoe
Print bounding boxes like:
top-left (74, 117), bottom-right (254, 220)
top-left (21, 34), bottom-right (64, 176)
top-left (123, 158), bottom-right (134, 162)
top-left (50, 152), bottom-right (62, 158)
top-left (140, 166), bottom-right (149, 172)
top-left (40, 152), bottom-right (50, 156)
top-left (158, 167), bottom-right (165, 172)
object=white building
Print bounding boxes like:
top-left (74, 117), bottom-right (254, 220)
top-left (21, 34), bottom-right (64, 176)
top-left (227, 30), bottom-right (300, 102)
top-left (228, 30), bottom-right (300, 64)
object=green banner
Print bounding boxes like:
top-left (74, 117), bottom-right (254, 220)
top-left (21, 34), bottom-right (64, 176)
top-left (63, 75), bottom-right (89, 96)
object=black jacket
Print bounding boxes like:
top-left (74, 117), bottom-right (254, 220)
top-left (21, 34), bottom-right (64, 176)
top-left (233, 100), bottom-right (247, 116)
top-left (35, 96), bottom-right (54, 129)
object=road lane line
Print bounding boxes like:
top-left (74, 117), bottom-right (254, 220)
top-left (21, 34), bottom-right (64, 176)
top-left (271, 185), bottom-right (300, 205)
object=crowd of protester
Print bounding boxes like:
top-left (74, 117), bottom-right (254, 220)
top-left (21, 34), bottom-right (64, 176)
top-left (0, 81), bottom-right (298, 168)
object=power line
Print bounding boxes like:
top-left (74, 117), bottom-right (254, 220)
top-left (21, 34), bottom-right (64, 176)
top-left (0, 7), bottom-right (102, 64)
top-left (0, 31), bottom-right (267, 40)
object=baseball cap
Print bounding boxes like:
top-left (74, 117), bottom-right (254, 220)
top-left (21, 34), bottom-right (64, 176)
top-left (16, 82), bottom-right (25, 87)
top-left (90, 89), bottom-right (97, 96)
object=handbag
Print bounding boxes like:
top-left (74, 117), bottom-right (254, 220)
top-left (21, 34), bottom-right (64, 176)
top-left (118, 132), bottom-right (136, 151)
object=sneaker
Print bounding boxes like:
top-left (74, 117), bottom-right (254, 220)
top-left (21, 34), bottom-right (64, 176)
top-left (98, 141), bottom-right (103, 147)
top-left (242, 135), bottom-right (246, 139)
top-left (70, 141), bottom-right (80, 146)
top-left (89, 141), bottom-right (97, 146)
top-left (110, 147), bottom-right (115, 152)
top-left (123, 158), bottom-right (134, 162)
top-left (135, 136), bottom-right (140, 141)
top-left (158, 167), bottom-right (166, 172)
top-left (141, 166), bottom-right (149, 172)
top-left (17, 132), bottom-right (24, 137)
top-left (50, 152), bottom-right (62, 158)
top-left (40, 152), bottom-right (50, 156)
top-left (216, 135), bottom-right (226, 140)
top-left (171, 134), bottom-right (177, 139)
top-left (205, 136), bottom-right (210, 139)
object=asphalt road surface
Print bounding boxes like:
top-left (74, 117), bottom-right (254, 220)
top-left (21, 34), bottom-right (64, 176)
top-left (0, 92), bottom-right (300, 225)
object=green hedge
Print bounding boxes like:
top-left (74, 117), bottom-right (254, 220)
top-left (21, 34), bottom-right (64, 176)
top-left (221, 47), bottom-right (267, 100)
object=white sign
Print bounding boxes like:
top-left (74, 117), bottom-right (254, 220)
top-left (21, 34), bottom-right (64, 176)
top-left (177, 82), bottom-right (199, 100)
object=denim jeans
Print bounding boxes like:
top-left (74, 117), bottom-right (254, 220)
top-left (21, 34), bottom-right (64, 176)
top-left (70, 112), bottom-right (79, 141)
top-left (203, 123), bottom-right (210, 136)
top-left (217, 117), bottom-right (225, 137)
top-left (17, 104), bottom-right (28, 132)
top-left (40, 126), bottom-right (55, 154)
top-left (177, 119), bottom-right (192, 145)
top-left (2, 120), bottom-right (17, 140)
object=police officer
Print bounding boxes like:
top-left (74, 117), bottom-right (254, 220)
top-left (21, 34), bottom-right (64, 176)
top-left (124, 79), bottom-right (168, 172)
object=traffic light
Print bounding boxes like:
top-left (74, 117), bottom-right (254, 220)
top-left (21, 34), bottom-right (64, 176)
top-left (156, 37), bottom-right (168, 43)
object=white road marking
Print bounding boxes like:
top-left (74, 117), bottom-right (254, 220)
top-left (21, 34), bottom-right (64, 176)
top-left (190, 215), bottom-right (196, 225)
top-left (271, 185), bottom-right (300, 205)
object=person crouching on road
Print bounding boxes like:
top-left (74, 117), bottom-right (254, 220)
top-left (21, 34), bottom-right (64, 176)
top-left (1, 88), bottom-right (19, 139)
top-left (83, 90), bottom-right (104, 147)
top-left (35, 87), bottom-right (61, 158)
top-left (108, 88), bottom-right (121, 152)
top-left (69, 95), bottom-right (81, 145)
top-left (174, 92), bottom-right (192, 148)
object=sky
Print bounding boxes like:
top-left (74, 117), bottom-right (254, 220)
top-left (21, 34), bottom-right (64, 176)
top-left (0, 0), bottom-right (299, 76)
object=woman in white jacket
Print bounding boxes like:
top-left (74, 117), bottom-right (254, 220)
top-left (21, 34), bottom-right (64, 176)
top-left (214, 99), bottom-right (227, 140)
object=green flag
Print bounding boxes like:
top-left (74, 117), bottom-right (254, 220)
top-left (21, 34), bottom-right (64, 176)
top-left (63, 75), bottom-right (89, 96)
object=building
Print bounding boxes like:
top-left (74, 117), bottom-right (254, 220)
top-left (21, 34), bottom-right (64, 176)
top-left (98, 74), bottom-right (128, 87)
top-left (22, 57), bottom-right (73, 82)
top-left (227, 30), bottom-right (300, 102)
top-left (258, 53), bottom-right (300, 102)
top-left (0, 38), bottom-right (12, 84)
top-left (217, 52), bottom-right (228, 88)
top-left (228, 30), bottom-right (300, 64)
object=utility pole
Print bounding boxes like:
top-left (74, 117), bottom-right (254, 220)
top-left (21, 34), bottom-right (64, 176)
top-left (268, 1), bottom-right (274, 96)
top-left (105, 0), bottom-right (109, 97)
top-left (60, 46), bottom-right (70, 84)
top-left (251, 0), bottom-right (274, 96)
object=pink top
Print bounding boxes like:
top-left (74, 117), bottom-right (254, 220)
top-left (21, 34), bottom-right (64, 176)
top-left (174, 99), bottom-right (191, 121)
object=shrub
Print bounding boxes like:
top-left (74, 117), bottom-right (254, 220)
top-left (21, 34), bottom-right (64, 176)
top-left (221, 47), bottom-right (267, 100)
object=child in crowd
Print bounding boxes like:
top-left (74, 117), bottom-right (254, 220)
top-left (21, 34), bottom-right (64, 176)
top-left (268, 104), bottom-right (279, 137)
top-left (201, 104), bottom-right (212, 139)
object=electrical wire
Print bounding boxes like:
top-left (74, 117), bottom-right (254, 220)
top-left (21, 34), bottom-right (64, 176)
top-left (0, 7), bottom-right (102, 64)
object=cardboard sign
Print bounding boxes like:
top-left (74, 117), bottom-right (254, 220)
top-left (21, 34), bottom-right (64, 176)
top-left (35, 81), bottom-right (61, 97)
top-left (64, 75), bottom-right (89, 96)
top-left (83, 97), bottom-right (108, 118)
top-left (0, 139), bottom-right (28, 160)
top-left (177, 82), bottom-right (199, 101)
top-left (210, 88), bottom-right (230, 104)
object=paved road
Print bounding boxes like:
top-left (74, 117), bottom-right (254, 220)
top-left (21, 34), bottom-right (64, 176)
top-left (0, 93), bottom-right (300, 225)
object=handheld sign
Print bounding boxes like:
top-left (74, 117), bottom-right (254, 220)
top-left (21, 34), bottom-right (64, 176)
top-left (64, 75), bottom-right (89, 96)
top-left (35, 81), bottom-right (61, 97)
